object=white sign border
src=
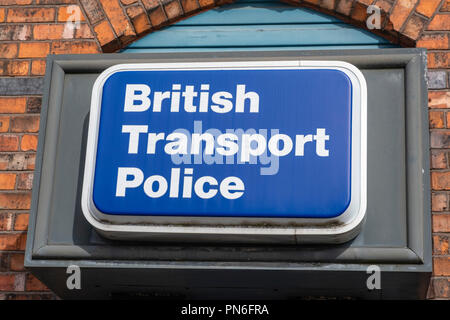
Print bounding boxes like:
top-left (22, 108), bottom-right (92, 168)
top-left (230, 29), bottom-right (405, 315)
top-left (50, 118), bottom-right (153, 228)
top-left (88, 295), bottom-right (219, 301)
top-left (81, 60), bottom-right (367, 244)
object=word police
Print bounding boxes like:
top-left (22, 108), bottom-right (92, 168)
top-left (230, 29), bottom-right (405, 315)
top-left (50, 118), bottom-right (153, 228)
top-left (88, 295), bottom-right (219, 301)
top-left (116, 84), bottom-right (331, 200)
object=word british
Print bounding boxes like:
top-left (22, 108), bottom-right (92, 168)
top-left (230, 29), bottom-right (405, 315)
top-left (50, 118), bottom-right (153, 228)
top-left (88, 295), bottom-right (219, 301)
top-left (124, 84), bottom-right (260, 113)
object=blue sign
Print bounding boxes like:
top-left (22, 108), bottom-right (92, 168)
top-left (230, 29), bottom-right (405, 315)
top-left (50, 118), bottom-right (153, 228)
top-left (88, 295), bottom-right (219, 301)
top-left (82, 61), bottom-right (367, 241)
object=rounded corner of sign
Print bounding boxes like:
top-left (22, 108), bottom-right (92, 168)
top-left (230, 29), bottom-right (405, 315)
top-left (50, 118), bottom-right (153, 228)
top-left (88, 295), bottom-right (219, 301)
top-left (80, 189), bottom-right (108, 232)
top-left (300, 60), bottom-right (367, 93)
top-left (329, 195), bottom-right (367, 238)
top-left (92, 64), bottom-right (130, 94)
top-left (346, 200), bottom-right (367, 234)
top-left (337, 61), bottom-right (367, 91)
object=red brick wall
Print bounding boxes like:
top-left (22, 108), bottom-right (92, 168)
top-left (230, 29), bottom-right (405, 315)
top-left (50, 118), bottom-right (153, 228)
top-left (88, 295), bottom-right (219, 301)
top-left (0, 0), bottom-right (100, 300)
top-left (0, 0), bottom-right (448, 300)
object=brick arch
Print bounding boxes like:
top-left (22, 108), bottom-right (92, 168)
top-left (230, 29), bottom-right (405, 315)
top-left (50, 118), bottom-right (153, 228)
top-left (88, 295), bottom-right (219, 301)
top-left (77, 0), bottom-right (444, 53)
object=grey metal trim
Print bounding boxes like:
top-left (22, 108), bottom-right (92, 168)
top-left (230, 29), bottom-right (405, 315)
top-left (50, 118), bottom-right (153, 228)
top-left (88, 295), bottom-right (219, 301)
top-left (34, 245), bottom-right (421, 263)
top-left (25, 49), bottom-right (431, 271)
top-left (31, 62), bottom-right (66, 255)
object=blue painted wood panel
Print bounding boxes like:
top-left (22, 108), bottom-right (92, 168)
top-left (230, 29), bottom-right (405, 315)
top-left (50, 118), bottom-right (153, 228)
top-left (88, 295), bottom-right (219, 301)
top-left (123, 0), bottom-right (397, 52)
top-left (175, 1), bottom-right (342, 25)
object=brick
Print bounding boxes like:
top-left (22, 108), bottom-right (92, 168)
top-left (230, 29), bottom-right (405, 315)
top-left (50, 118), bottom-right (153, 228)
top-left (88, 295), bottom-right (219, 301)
top-left (36, 0), bottom-right (77, 3)
top-left (0, 154), bottom-right (35, 171)
top-left (79, 0), bottom-right (105, 24)
top-left (375, 0), bottom-right (393, 13)
top-left (442, 0), bottom-right (450, 11)
top-left (26, 274), bottom-right (50, 292)
top-left (124, 5), bottom-right (144, 20)
top-left (26, 97), bottom-right (42, 114)
top-left (434, 235), bottom-right (449, 254)
top-left (402, 14), bottom-right (426, 40)
top-left (432, 171), bottom-right (450, 190)
top-left (390, 0), bottom-right (418, 31)
top-left (0, 97), bottom-right (26, 113)
top-left (434, 257), bottom-right (450, 276)
top-left (0, 193), bottom-right (31, 209)
top-left (434, 214), bottom-right (450, 232)
top-left (31, 60), bottom-right (46, 76)
top-left (0, 25), bottom-right (32, 41)
top-left (0, 274), bottom-right (16, 292)
top-left (0, 212), bottom-right (13, 231)
top-left (33, 24), bottom-right (66, 40)
top-left (18, 42), bottom-right (50, 58)
top-left (0, 173), bottom-right (16, 190)
top-left (51, 41), bottom-right (100, 54)
top-left (164, 0), bottom-right (183, 21)
top-left (121, 0), bottom-right (138, 4)
top-left (26, 154), bottom-right (35, 170)
top-left (149, 6), bottom-right (167, 28)
top-left (0, 116), bottom-right (10, 133)
top-left (8, 61), bottom-right (29, 76)
top-left (57, 5), bottom-right (86, 22)
top-left (75, 24), bottom-right (94, 39)
top-left (0, 78), bottom-right (44, 96)
top-left (0, 0), bottom-right (32, 4)
top-left (0, 233), bottom-right (27, 251)
top-left (418, 33), bottom-right (450, 50)
top-left (10, 116), bottom-right (40, 133)
top-left (430, 278), bottom-right (450, 298)
top-left (335, 0), bottom-right (353, 15)
top-left (0, 122), bottom-right (16, 138)
top-left (13, 273), bottom-right (25, 292)
top-left (20, 135), bottom-right (38, 151)
top-left (0, 44), bottom-right (18, 59)
top-left (181, 0), bottom-right (199, 14)
top-left (430, 110), bottom-right (445, 128)
top-left (214, 0), bottom-right (232, 4)
top-left (428, 14), bottom-right (450, 30)
top-left (14, 213), bottom-right (29, 230)
top-left (16, 173), bottom-right (33, 190)
top-left (0, 252), bottom-right (8, 272)
top-left (126, 6), bottom-right (151, 35)
top-left (7, 8), bottom-right (55, 23)
top-left (303, 0), bottom-right (320, 5)
top-left (416, 0), bottom-right (441, 18)
top-left (427, 71), bottom-right (448, 89)
top-left (428, 52), bottom-right (450, 69)
top-left (3, 293), bottom-right (56, 300)
top-left (94, 20), bottom-right (116, 46)
top-left (9, 253), bottom-right (24, 272)
top-left (0, 60), bottom-right (30, 76)
top-left (446, 112), bottom-right (450, 130)
top-left (319, 0), bottom-right (336, 10)
top-left (432, 150), bottom-right (448, 169)
top-left (352, 2), bottom-right (372, 23)
top-left (99, 0), bottom-right (136, 42)
top-left (142, 0), bottom-right (162, 11)
top-left (429, 91), bottom-right (450, 108)
top-left (0, 135), bottom-right (19, 151)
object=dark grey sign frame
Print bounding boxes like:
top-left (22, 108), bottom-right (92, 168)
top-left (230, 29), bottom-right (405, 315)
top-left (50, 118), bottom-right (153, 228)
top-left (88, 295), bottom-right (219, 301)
top-left (25, 49), bottom-right (431, 299)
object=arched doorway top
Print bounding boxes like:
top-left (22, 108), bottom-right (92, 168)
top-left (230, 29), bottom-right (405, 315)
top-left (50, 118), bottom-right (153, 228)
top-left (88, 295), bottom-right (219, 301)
top-left (124, 1), bottom-right (398, 52)
top-left (77, 0), bottom-right (443, 52)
